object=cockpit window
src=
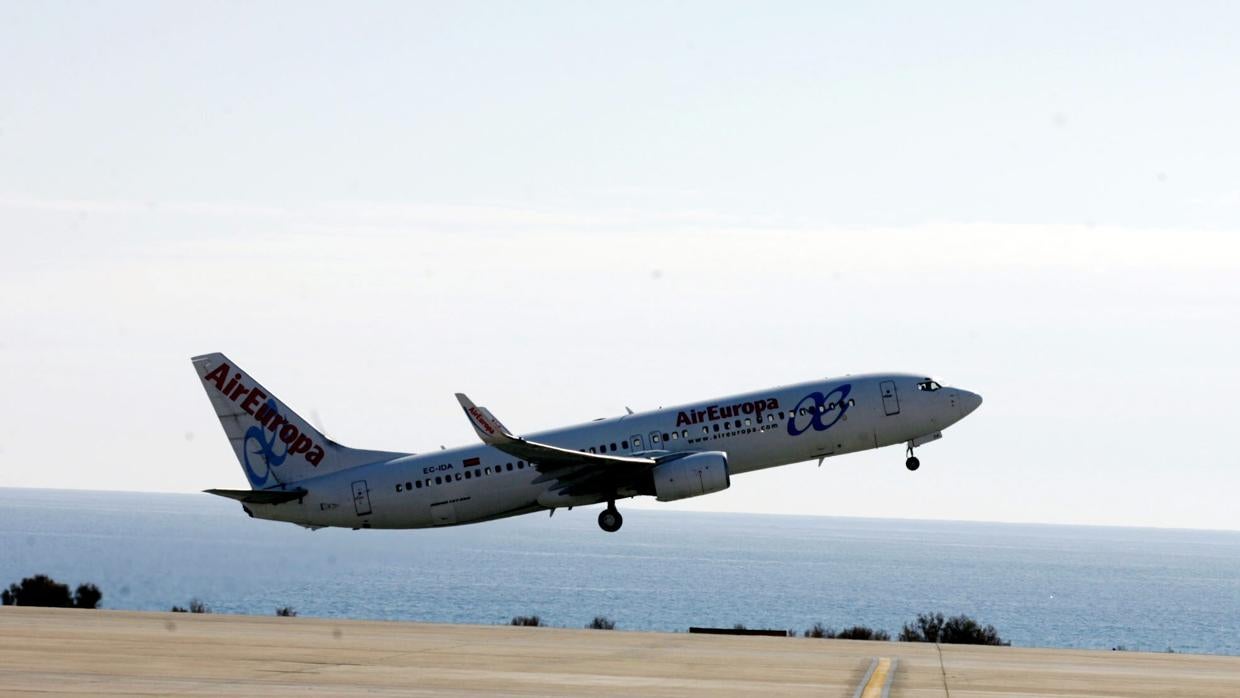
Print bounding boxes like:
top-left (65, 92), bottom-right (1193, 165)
top-left (917, 379), bottom-right (943, 392)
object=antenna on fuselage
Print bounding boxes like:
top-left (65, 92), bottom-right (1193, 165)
top-left (625, 406), bottom-right (634, 415)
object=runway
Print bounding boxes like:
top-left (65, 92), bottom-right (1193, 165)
top-left (3, 607), bottom-right (1238, 696)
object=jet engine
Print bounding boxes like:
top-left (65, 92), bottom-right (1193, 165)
top-left (652, 451), bottom-right (730, 502)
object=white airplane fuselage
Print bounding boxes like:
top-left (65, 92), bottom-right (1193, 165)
top-left (237, 373), bottom-right (981, 531)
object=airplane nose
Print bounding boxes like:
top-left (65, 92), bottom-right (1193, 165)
top-left (958, 390), bottom-right (983, 418)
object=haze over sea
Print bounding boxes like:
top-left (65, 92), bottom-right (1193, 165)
top-left (2, 488), bottom-right (1237, 655)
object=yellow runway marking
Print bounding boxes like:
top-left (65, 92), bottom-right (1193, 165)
top-left (856, 657), bottom-right (896, 698)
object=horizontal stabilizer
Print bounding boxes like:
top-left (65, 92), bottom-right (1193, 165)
top-left (204, 488), bottom-right (307, 505)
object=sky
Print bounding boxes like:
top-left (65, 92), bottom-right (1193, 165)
top-left (2, 1), bottom-right (1238, 530)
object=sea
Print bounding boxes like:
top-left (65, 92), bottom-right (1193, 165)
top-left (2, 488), bottom-right (1238, 655)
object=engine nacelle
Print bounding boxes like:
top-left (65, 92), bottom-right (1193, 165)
top-left (652, 451), bottom-right (730, 502)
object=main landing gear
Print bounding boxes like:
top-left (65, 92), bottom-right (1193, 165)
top-left (905, 443), bottom-right (920, 471)
top-left (598, 501), bottom-right (623, 533)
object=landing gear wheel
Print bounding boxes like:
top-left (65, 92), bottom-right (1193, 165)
top-left (905, 456), bottom-right (920, 471)
top-left (598, 506), bottom-right (623, 533)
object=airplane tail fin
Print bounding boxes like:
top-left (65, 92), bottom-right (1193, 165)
top-left (191, 353), bottom-right (407, 489)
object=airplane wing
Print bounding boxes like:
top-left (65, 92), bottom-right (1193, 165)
top-left (454, 393), bottom-right (657, 471)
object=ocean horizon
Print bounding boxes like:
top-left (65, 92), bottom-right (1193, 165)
top-left (2, 488), bottom-right (1238, 655)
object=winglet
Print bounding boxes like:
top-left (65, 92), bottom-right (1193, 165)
top-left (455, 393), bottom-right (513, 445)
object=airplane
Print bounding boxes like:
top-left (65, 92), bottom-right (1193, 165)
top-left (193, 352), bottom-right (982, 533)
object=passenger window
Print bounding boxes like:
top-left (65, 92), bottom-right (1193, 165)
top-left (506, 463), bottom-right (513, 471)
top-left (517, 461), bottom-right (525, 469)
top-left (454, 473), bottom-right (462, 481)
top-left (610, 443), bottom-right (617, 451)
top-left (406, 481), bottom-right (412, 490)
top-left (465, 471), bottom-right (472, 479)
top-left (622, 440), bottom-right (629, 449)
top-left (713, 424), bottom-right (719, 432)
top-left (744, 418), bottom-right (751, 426)
top-left (652, 434), bottom-right (661, 443)
top-left (589, 447), bottom-right (596, 453)
top-left (670, 432), bottom-right (678, 440)
top-left (662, 432), bottom-right (670, 441)
top-left (702, 427), bottom-right (709, 434)
top-left (435, 476), bottom-right (442, 485)
top-left (724, 421), bottom-right (731, 429)
top-left (682, 430), bottom-right (688, 438)
top-left (485, 467), bottom-right (491, 474)
top-left (779, 412), bottom-right (785, 419)
top-left (415, 480), bottom-right (422, 489)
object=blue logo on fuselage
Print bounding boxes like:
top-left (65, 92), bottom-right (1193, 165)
top-left (787, 384), bottom-right (852, 436)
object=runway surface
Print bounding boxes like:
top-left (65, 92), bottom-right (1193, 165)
top-left (3, 607), bottom-right (1239, 696)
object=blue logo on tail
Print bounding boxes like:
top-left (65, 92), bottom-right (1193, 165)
top-left (242, 399), bottom-right (289, 487)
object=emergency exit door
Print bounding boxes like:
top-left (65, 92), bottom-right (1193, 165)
top-left (629, 434), bottom-right (644, 453)
top-left (880, 380), bottom-right (901, 416)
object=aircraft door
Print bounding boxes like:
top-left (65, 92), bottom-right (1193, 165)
top-left (880, 380), bottom-right (900, 416)
top-left (430, 501), bottom-right (457, 526)
top-left (351, 480), bottom-right (372, 516)
top-left (629, 434), bottom-right (644, 453)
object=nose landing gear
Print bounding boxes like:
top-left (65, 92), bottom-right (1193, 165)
top-left (598, 501), bottom-right (623, 533)
top-left (905, 443), bottom-right (920, 471)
